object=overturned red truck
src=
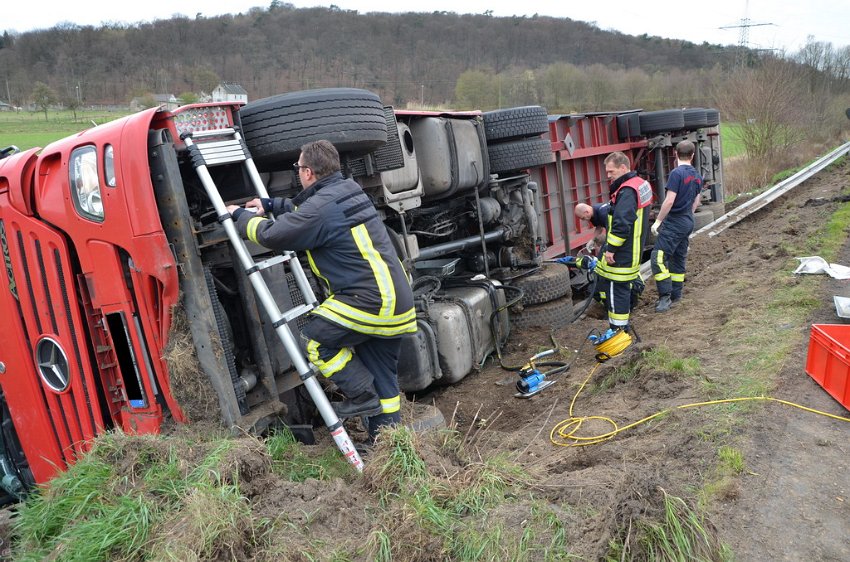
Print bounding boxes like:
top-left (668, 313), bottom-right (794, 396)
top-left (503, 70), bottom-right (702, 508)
top-left (0, 88), bottom-right (723, 499)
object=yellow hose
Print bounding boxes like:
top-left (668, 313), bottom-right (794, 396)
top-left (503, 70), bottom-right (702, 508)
top-left (550, 332), bottom-right (850, 448)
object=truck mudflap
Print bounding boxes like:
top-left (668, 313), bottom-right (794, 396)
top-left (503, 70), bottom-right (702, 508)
top-left (0, 194), bottom-right (106, 482)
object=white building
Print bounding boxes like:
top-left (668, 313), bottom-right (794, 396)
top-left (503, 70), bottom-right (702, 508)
top-left (212, 83), bottom-right (248, 104)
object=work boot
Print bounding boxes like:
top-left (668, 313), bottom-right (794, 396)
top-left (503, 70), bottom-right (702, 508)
top-left (333, 390), bottom-right (382, 419)
top-left (655, 295), bottom-right (672, 313)
top-left (670, 293), bottom-right (682, 306)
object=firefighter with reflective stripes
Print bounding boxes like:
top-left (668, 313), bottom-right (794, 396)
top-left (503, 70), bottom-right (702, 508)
top-left (228, 140), bottom-right (416, 441)
top-left (650, 140), bottom-right (703, 313)
top-left (594, 151), bottom-right (652, 332)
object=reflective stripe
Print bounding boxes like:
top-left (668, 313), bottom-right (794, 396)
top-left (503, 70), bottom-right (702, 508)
top-left (607, 232), bottom-right (626, 246)
top-left (597, 265), bottom-right (640, 282)
top-left (321, 297), bottom-right (416, 326)
top-left (631, 208), bottom-right (644, 267)
top-left (246, 216), bottom-right (266, 244)
top-left (671, 273), bottom-right (685, 282)
top-left (306, 339), bottom-right (353, 377)
top-left (381, 395), bottom-right (401, 413)
top-left (351, 224), bottom-right (395, 317)
top-left (313, 306), bottom-right (418, 336)
top-left (609, 316), bottom-right (629, 326)
top-left (654, 249), bottom-right (671, 281)
top-left (609, 311), bottom-right (629, 321)
top-left (306, 250), bottom-right (332, 295)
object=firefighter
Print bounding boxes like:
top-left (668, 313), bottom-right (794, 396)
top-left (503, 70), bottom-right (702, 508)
top-left (650, 140), bottom-right (703, 312)
top-left (574, 202), bottom-right (609, 255)
top-left (594, 151), bottom-right (652, 332)
top-left (227, 140), bottom-right (416, 441)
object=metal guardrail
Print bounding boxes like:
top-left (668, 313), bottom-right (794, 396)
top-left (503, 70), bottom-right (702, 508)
top-left (693, 141), bottom-right (850, 238)
top-left (638, 141), bottom-right (850, 281)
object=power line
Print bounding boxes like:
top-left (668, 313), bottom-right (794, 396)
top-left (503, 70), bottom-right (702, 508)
top-left (719, 1), bottom-right (774, 67)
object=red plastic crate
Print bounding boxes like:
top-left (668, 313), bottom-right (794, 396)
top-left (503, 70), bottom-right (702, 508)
top-left (806, 324), bottom-right (850, 411)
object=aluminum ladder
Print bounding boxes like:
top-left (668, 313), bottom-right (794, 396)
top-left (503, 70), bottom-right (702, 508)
top-left (182, 127), bottom-right (364, 471)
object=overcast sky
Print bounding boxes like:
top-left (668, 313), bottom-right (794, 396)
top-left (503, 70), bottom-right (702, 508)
top-left (4, 0), bottom-right (846, 54)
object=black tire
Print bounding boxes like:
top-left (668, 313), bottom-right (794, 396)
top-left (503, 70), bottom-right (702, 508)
top-left (682, 108), bottom-right (708, 130)
top-left (239, 88), bottom-right (388, 171)
top-left (705, 108), bottom-right (721, 127)
top-left (510, 297), bottom-right (573, 331)
top-left (488, 138), bottom-right (555, 174)
top-left (483, 106), bottom-right (549, 142)
top-left (617, 113), bottom-right (641, 140)
top-left (510, 264), bottom-right (571, 306)
top-left (638, 109), bottom-right (685, 134)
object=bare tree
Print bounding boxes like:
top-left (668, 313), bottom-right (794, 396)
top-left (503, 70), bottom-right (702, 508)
top-left (31, 81), bottom-right (57, 121)
top-left (715, 58), bottom-right (809, 161)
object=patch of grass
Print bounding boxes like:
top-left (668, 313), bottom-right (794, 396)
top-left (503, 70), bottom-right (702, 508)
top-left (0, 109), bottom-right (129, 150)
top-left (717, 445), bottom-right (745, 474)
top-left (265, 426), bottom-right (352, 482)
top-left (636, 489), bottom-right (731, 561)
top-left (595, 347), bottom-right (700, 392)
top-left (12, 431), bottom-right (255, 561)
top-left (719, 122), bottom-right (746, 159)
top-left (363, 426), bottom-right (575, 560)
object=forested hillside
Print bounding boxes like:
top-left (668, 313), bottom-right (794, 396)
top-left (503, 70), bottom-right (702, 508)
top-left (0, 4), bottom-right (735, 111)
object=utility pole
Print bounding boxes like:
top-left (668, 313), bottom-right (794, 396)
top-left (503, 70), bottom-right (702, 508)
top-left (719, 0), bottom-right (774, 68)
top-left (420, 84), bottom-right (424, 107)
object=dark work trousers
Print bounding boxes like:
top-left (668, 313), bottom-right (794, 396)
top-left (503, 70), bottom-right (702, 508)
top-left (301, 317), bottom-right (402, 436)
top-left (594, 278), bottom-right (635, 330)
top-left (651, 213), bottom-right (694, 300)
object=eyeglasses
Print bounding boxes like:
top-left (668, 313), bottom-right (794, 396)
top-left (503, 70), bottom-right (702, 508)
top-left (293, 163), bottom-right (310, 172)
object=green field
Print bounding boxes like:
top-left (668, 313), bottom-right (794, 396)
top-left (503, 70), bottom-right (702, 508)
top-left (2, 109), bottom-right (746, 159)
top-left (719, 122), bottom-right (745, 159)
top-left (0, 109), bottom-right (129, 151)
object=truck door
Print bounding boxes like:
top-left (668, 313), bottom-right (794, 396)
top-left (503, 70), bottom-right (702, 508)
top-left (0, 151), bottom-right (107, 483)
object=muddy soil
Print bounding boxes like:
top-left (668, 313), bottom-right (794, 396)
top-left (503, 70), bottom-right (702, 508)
top-left (420, 157), bottom-right (850, 559)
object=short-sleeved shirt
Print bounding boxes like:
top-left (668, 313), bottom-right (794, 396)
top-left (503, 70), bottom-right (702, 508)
top-left (666, 164), bottom-right (703, 216)
top-left (591, 203), bottom-right (609, 227)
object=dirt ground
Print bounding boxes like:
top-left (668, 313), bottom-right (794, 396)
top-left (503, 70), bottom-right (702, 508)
top-left (418, 157), bottom-right (850, 559)
top-left (3, 160), bottom-right (850, 560)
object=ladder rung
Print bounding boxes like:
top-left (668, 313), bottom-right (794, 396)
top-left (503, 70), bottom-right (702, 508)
top-left (278, 303), bottom-right (314, 323)
top-left (252, 254), bottom-right (292, 272)
top-left (195, 139), bottom-right (247, 166)
top-left (191, 127), bottom-right (236, 139)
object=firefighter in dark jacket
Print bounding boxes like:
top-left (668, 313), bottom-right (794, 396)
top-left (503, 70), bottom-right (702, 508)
top-left (227, 140), bottom-right (416, 440)
top-left (650, 140), bottom-right (703, 312)
top-left (594, 151), bottom-right (652, 332)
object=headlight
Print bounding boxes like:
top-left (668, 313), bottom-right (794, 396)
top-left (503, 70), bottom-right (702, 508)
top-left (172, 106), bottom-right (231, 137)
top-left (70, 145), bottom-right (104, 221)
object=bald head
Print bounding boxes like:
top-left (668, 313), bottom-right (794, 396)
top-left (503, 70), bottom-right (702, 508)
top-left (575, 203), bottom-right (593, 221)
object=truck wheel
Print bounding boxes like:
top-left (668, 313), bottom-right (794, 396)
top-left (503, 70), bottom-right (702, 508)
top-left (705, 108), bottom-right (721, 127)
top-left (682, 108), bottom-right (708, 130)
top-left (487, 138), bottom-right (555, 174)
top-left (483, 106), bottom-right (549, 142)
top-left (510, 297), bottom-right (573, 331)
top-left (617, 113), bottom-right (641, 139)
top-left (239, 88), bottom-right (388, 171)
top-left (509, 264), bottom-right (571, 306)
top-left (638, 109), bottom-right (685, 134)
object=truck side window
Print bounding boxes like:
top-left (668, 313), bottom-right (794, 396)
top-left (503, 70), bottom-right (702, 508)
top-left (104, 144), bottom-right (116, 187)
top-left (70, 146), bottom-right (104, 221)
